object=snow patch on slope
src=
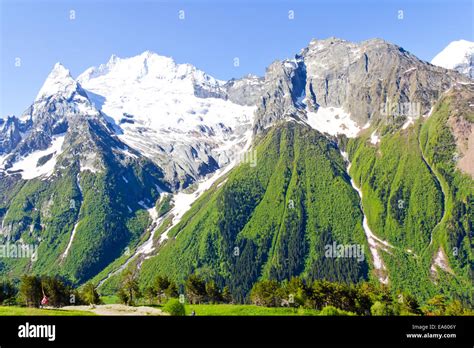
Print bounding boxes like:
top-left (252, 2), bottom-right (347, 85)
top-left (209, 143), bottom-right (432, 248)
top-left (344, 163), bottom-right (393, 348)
top-left (62, 222), bottom-right (80, 260)
top-left (136, 199), bottom-right (163, 255)
top-left (7, 134), bottom-right (65, 179)
top-left (0, 155), bottom-right (6, 169)
top-left (80, 153), bottom-right (101, 173)
top-left (402, 116), bottom-right (415, 130)
top-left (370, 131), bottom-right (380, 144)
top-left (306, 107), bottom-right (362, 138)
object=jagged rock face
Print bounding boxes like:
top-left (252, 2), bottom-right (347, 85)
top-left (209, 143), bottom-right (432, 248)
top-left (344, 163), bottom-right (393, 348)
top-left (192, 71), bottom-right (227, 99)
top-left (10, 97), bottom-right (94, 161)
top-left (0, 116), bottom-right (26, 155)
top-left (194, 72), bottom-right (265, 106)
top-left (0, 64), bottom-right (103, 170)
top-left (224, 74), bottom-right (265, 106)
top-left (253, 60), bottom-right (303, 133)
top-left (303, 38), bottom-right (468, 123)
top-left (254, 38), bottom-right (470, 133)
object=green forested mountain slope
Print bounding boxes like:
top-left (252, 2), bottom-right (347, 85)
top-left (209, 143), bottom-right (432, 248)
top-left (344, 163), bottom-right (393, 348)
top-left (0, 119), bottom-right (166, 284)
top-left (346, 85), bottom-right (473, 304)
top-left (139, 122), bottom-right (370, 302)
top-left (419, 86), bottom-right (473, 302)
top-left (137, 87), bottom-right (473, 305)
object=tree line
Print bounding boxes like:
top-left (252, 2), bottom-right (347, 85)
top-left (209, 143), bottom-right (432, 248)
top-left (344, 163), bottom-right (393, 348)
top-left (2, 272), bottom-right (471, 316)
top-left (248, 277), bottom-right (472, 316)
top-left (0, 275), bottom-right (101, 308)
top-left (118, 271), bottom-right (232, 306)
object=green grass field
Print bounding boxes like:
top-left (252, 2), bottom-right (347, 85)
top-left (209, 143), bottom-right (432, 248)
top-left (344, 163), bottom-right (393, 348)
top-left (0, 306), bottom-right (95, 316)
top-left (184, 304), bottom-right (320, 316)
top-left (0, 304), bottom-right (319, 316)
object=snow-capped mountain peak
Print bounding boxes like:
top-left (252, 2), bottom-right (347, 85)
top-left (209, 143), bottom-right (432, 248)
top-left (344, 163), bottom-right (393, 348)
top-left (77, 51), bottom-right (230, 124)
top-left (431, 39), bottom-right (474, 78)
top-left (76, 50), bottom-right (256, 189)
top-left (35, 62), bottom-right (80, 101)
top-left (77, 50), bottom-right (223, 89)
top-left (0, 49), bottom-right (264, 188)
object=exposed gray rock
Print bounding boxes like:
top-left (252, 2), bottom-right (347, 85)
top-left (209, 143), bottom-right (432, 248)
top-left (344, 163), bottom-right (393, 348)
top-left (224, 74), bottom-right (265, 106)
top-left (193, 78), bottom-right (227, 99)
top-left (0, 116), bottom-right (24, 155)
top-left (253, 58), bottom-right (306, 133)
top-left (254, 37), bottom-right (470, 133)
top-left (2, 93), bottom-right (99, 169)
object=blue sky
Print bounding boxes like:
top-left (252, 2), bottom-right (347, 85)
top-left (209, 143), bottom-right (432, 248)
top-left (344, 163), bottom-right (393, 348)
top-left (1, 0), bottom-right (472, 117)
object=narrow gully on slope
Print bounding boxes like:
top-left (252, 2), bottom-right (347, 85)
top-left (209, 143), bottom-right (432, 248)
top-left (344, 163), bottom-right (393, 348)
top-left (95, 137), bottom-right (253, 289)
top-left (96, 211), bottom-right (170, 289)
top-left (418, 130), bottom-right (447, 247)
top-left (60, 173), bottom-right (83, 261)
top-left (341, 150), bottom-right (391, 284)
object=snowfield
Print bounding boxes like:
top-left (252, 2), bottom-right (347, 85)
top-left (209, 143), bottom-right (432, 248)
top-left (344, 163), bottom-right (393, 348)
top-left (7, 134), bottom-right (65, 180)
top-left (306, 106), bottom-right (364, 138)
top-left (78, 51), bottom-right (256, 183)
top-left (77, 51), bottom-right (255, 139)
